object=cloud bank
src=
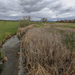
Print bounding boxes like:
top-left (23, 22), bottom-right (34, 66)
top-left (0, 0), bottom-right (75, 21)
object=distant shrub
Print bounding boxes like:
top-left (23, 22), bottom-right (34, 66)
top-left (19, 16), bottom-right (32, 28)
top-left (41, 18), bottom-right (47, 22)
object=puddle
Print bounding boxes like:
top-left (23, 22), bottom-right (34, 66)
top-left (0, 35), bottom-right (20, 75)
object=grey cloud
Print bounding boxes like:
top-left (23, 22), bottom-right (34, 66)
top-left (59, 7), bottom-right (75, 14)
top-left (19, 0), bottom-right (51, 13)
top-left (20, 0), bottom-right (41, 6)
top-left (0, 0), bottom-right (75, 20)
top-left (0, 0), bottom-right (21, 13)
top-left (50, 2), bottom-right (62, 11)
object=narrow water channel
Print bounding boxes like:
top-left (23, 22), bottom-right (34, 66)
top-left (1, 35), bottom-right (20, 75)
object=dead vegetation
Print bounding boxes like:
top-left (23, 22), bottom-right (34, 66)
top-left (18, 27), bottom-right (75, 75)
top-left (17, 24), bottom-right (34, 39)
top-left (0, 42), bottom-right (2, 47)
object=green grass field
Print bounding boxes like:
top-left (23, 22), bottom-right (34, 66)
top-left (0, 21), bottom-right (19, 42)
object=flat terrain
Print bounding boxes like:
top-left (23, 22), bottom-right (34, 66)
top-left (17, 22), bottom-right (75, 75)
top-left (0, 22), bottom-right (75, 74)
top-left (0, 21), bottom-right (19, 42)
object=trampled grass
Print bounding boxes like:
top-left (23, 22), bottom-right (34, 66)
top-left (0, 21), bottom-right (19, 42)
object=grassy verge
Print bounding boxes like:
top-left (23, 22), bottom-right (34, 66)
top-left (0, 21), bottom-right (19, 47)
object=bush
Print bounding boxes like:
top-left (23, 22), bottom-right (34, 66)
top-left (41, 18), bottom-right (47, 22)
top-left (19, 16), bottom-right (32, 28)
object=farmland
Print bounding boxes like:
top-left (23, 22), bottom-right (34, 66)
top-left (0, 20), bottom-right (75, 74)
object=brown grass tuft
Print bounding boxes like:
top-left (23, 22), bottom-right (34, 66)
top-left (5, 34), bottom-right (11, 40)
top-left (8, 34), bottom-right (11, 38)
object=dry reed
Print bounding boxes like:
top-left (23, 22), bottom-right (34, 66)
top-left (17, 24), bottom-right (34, 38)
top-left (19, 28), bottom-right (75, 75)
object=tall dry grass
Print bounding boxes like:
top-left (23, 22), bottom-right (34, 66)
top-left (19, 28), bottom-right (75, 75)
top-left (17, 24), bottom-right (34, 39)
top-left (47, 27), bottom-right (75, 51)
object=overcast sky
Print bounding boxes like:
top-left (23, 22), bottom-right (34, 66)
top-left (0, 0), bottom-right (75, 21)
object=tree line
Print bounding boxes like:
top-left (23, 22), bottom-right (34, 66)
top-left (56, 19), bottom-right (75, 23)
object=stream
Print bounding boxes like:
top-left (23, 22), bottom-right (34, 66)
top-left (0, 35), bottom-right (20, 75)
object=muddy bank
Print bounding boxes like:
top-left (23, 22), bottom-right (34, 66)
top-left (0, 35), bottom-right (20, 75)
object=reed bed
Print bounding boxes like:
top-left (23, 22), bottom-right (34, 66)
top-left (19, 28), bottom-right (75, 75)
top-left (17, 24), bottom-right (34, 39)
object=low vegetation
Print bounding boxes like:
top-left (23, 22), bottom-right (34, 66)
top-left (17, 24), bottom-right (34, 39)
top-left (19, 16), bottom-right (36, 28)
top-left (57, 24), bottom-right (75, 28)
top-left (0, 21), bottom-right (19, 72)
top-left (0, 19), bottom-right (75, 75)
top-left (41, 18), bottom-right (47, 22)
top-left (47, 27), bottom-right (75, 51)
top-left (17, 22), bottom-right (75, 75)
top-left (0, 21), bottom-right (19, 47)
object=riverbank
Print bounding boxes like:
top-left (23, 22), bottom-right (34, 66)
top-left (0, 35), bottom-right (20, 75)
top-left (0, 21), bottom-right (19, 47)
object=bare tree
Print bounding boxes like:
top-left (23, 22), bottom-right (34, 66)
top-left (41, 18), bottom-right (47, 22)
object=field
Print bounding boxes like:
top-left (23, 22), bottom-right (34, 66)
top-left (0, 21), bottom-right (75, 74)
top-left (0, 21), bottom-right (19, 47)
top-left (0, 21), bottom-right (19, 71)
top-left (17, 22), bottom-right (75, 75)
